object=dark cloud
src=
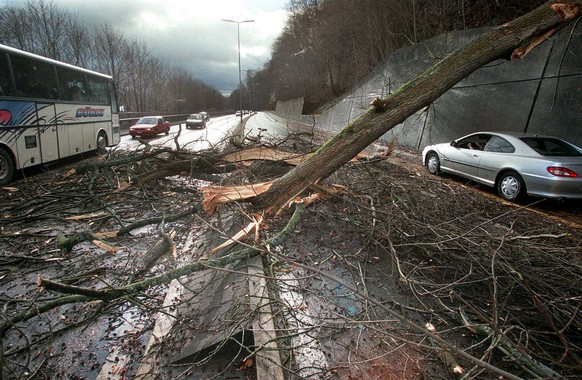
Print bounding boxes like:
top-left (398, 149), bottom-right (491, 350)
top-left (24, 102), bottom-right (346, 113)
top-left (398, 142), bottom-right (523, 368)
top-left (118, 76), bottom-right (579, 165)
top-left (56, 0), bottom-right (288, 94)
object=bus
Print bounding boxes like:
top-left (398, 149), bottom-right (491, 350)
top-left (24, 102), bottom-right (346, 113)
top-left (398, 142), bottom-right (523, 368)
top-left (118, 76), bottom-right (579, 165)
top-left (0, 43), bottom-right (120, 185)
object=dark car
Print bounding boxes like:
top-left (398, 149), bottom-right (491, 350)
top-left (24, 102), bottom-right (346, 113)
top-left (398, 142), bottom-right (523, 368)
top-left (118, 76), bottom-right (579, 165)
top-left (422, 131), bottom-right (582, 201)
top-left (185, 113), bottom-right (206, 129)
top-left (129, 116), bottom-right (171, 138)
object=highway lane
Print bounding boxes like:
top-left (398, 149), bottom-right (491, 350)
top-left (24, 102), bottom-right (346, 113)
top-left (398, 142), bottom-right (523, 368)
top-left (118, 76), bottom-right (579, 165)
top-left (117, 113), bottom-right (245, 152)
top-left (116, 111), bottom-right (296, 153)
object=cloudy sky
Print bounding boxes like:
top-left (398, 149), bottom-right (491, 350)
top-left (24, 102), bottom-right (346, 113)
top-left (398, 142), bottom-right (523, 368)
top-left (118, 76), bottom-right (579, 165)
top-left (10, 0), bottom-right (290, 95)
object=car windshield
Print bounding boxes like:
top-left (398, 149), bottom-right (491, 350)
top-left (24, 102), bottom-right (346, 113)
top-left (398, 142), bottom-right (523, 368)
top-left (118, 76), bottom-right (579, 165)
top-left (137, 117), bottom-right (157, 125)
top-left (190, 114), bottom-right (202, 119)
top-left (520, 137), bottom-right (582, 157)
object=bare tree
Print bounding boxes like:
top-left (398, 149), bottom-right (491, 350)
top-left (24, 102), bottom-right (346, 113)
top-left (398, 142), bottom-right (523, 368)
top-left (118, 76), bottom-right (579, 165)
top-left (65, 16), bottom-right (92, 67)
top-left (123, 39), bottom-right (155, 112)
top-left (0, 5), bottom-right (33, 50)
top-left (26, 0), bottom-right (69, 60)
top-left (287, 0), bottom-right (321, 13)
top-left (92, 23), bottom-right (125, 77)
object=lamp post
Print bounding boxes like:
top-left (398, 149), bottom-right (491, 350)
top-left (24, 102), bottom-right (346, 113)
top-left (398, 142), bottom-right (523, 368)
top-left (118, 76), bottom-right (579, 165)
top-left (222, 18), bottom-right (254, 124)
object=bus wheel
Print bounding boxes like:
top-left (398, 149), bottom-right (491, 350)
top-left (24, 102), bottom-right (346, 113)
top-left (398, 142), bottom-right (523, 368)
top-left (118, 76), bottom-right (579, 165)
top-left (0, 148), bottom-right (15, 185)
top-left (97, 131), bottom-right (108, 155)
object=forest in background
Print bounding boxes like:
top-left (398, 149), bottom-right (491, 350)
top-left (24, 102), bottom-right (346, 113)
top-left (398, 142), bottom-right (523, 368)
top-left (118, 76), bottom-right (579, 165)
top-left (0, 0), bottom-right (547, 114)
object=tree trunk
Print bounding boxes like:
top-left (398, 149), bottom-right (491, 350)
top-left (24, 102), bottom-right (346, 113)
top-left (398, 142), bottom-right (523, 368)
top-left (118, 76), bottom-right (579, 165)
top-left (256, 1), bottom-right (580, 214)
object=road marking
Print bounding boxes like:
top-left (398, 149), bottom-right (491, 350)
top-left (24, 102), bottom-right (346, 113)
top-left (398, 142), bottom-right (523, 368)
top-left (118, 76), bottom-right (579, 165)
top-left (277, 271), bottom-right (329, 378)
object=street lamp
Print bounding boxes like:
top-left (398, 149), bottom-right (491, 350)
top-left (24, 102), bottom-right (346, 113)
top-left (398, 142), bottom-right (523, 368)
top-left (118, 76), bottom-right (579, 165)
top-left (222, 18), bottom-right (254, 124)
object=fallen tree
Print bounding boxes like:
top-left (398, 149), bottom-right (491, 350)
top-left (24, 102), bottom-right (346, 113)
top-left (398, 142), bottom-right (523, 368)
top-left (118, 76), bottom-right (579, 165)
top-left (201, 1), bottom-right (581, 215)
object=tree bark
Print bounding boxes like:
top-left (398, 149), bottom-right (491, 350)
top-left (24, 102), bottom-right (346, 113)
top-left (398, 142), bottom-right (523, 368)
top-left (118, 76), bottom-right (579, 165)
top-left (256, 1), bottom-right (580, 214)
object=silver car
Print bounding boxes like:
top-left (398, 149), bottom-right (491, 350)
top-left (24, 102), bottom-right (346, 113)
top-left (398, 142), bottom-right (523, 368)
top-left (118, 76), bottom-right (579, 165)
top-left (185, 113), bottom-right (206, 129)
top-left (422, 132), bottom-right (582, 201)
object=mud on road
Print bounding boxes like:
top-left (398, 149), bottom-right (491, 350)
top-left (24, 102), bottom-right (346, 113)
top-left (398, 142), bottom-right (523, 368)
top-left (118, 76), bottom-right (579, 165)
top-left (0, 136), bottom-right (581, 379)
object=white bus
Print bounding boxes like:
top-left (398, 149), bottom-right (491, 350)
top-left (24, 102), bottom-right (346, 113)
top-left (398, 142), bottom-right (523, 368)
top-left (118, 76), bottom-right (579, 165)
top-left (0, 43), bottom-right (120, 185)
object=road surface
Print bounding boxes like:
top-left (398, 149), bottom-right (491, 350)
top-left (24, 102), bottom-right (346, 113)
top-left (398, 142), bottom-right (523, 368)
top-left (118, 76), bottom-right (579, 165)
top-left (116, 112), bottom-right (293, 153)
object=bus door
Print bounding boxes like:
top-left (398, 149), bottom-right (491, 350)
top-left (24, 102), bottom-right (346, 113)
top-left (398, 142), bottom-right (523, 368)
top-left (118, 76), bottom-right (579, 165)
top-left (35, 102), bottom-right (60, 162)
top-left (55, 103), bottom-right (85, 156)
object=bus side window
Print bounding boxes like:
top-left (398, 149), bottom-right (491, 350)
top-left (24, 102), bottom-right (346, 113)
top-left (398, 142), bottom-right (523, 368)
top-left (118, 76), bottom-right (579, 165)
top-left (57, 66), bottom-right (87, 102)
top-left (0, 76), bottom-right (8, 96)
top-left (11, 54), bottom-right (34, 97)
top-left (87, 76), bottom-right (110, 105)
top-left (9, 53), bottom-right (57, 99)
top-left (0, 53), bottom-right (13, 96)
top-left (34, 60), bottom-right (58, 99)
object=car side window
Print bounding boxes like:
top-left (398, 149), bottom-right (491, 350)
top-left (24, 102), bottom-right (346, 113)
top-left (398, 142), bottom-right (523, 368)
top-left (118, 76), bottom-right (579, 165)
top-left (521, 137), bottom-right (582, 156)
top-left (543, 139), bottom-right (579, 156)
top-left (484, 136), bottom-right (515, 153)
top-left (457, 135), bottom-right (490, 150)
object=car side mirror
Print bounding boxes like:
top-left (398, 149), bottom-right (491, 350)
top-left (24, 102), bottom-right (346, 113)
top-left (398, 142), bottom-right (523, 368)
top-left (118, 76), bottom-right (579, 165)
top-left (450, 141), bottom-right (457, 147)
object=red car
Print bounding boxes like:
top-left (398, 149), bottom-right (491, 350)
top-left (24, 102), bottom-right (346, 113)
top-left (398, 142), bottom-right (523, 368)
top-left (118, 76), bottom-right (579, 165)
top-left (129, 116), bottom-right (171, 138)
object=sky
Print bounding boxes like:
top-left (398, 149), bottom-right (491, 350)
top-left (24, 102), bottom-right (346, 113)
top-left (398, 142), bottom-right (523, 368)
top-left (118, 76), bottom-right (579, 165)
top-left (14, 0), bottom-right (290, 95)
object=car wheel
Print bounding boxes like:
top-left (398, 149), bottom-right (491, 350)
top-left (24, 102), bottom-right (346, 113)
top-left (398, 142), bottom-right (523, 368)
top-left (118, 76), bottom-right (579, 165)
top-left (165, 129), bottom-right (170, 135)
top-left (96, 131), bottom-right (108, 155)
top-left (497, 171), bottom-right (524, 201)
top-left (0, 147), bottom-right (15, 185)
top-left (426, 152), bottom-right (441, 175)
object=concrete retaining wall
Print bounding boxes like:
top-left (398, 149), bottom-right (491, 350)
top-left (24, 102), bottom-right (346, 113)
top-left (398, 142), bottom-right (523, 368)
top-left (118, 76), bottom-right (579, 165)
top-left (307, 25), bottom-right (582, 150)
top-left (275, 98), bottom-right (304, 121)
